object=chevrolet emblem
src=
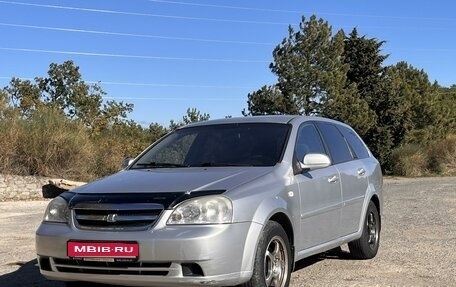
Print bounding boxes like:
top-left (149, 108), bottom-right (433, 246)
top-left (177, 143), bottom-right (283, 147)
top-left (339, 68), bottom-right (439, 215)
top-left (106, 213), bottom-right (118, 223)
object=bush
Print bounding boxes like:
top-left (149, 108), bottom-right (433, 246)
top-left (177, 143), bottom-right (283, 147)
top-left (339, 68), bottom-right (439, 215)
top-left (0, 108), bottom-right (156, 181)
top-left (0, 115), bottom-right (21, 173)
top-left (391, 144), bottom-right (428, 177)
top-left (427, 135), bottom-right (456, 175)
top-left (90, 135), bottom-right (126, 179)
top-left (0, 108), bottom-right (94, 180)
top-left (391, 135), bottom-right (456, 177)
top-left (89, 123), bottom-right (152, 179)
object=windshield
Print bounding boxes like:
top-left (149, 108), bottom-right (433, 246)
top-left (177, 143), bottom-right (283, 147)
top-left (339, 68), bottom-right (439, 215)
top-left (132, 123), bottom-right (290, 168)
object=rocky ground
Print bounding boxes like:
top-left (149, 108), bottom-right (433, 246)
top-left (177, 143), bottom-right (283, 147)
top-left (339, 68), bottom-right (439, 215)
top-left (0, 177), bottom-right (454, 287)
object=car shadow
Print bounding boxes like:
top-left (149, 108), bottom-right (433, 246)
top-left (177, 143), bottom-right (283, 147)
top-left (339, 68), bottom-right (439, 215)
top-left (2, 249), bottom-right (354, 286)
top-left (0, 259), bottom-right (62, 287)
top-left (0, 260), bottom-right (117, 287)
top-left (293, 247), bottom-right (355, 272)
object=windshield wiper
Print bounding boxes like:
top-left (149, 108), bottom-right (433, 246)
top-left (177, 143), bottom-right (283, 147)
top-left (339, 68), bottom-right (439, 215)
top-left (133, 162), bottom-right (188, 168)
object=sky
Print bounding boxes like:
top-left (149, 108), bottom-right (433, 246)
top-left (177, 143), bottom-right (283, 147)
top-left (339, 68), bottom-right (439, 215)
top-left (1, 0), bottom-right (455, 126)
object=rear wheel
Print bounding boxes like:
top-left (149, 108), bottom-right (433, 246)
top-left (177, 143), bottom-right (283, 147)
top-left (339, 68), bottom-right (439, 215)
top-left (241, 221), bottom-right (292, 287)
top-left (348, 201), bottom-right (381, 259)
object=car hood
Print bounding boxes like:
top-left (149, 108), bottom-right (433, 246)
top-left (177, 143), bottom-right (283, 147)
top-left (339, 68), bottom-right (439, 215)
top-left (72, 167), bottom-right (274, 194)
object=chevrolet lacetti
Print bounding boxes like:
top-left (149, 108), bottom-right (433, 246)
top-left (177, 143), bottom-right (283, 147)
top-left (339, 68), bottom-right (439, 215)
top-left (36, 115), bottom-right (383, 287)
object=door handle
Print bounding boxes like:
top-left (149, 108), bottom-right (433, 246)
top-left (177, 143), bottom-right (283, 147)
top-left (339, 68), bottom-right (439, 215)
top-left (328, 175), bottom-right (338, 183)
top-left (357, 168), bottom-right (366, 176)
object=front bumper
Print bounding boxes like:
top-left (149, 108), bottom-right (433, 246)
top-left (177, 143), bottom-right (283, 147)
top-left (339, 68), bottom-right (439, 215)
top-left (36, 211), bottom-right (262, 286)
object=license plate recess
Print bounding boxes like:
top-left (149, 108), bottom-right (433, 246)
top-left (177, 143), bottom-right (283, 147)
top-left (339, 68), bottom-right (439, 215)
top-left (67, 241), bottom-right (139, 260)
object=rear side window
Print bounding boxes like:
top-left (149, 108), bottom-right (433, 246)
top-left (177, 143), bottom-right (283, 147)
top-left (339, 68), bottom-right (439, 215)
top-left (338, 126), bottom-right (370, 159)
top-left (295, 123), bottom-right (326, 161)
top-left (316, 123), bottom-right (353, 164)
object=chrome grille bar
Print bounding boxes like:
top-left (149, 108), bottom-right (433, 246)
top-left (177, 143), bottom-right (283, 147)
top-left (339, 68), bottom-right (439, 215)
top-left (73, 202), bottom-right (164, 231)
top-left (75, 214), bottom-right (159, 222)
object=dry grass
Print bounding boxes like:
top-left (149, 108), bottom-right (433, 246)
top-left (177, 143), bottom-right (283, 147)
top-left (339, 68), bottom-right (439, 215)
top-left (427, 135), bottom-right (456, 175)
top-left (0, 109), bottom-right (94, 180)
top-left (391, 145), bottom-right (428, 176)
top-left (0, 108), bottom-right (153, 181)
top-left (392, 135), bottom-right (456, 177)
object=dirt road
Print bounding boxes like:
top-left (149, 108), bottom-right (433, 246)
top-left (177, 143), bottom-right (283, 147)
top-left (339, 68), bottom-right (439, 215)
top-left (0, 177), bottom-right (455, 287)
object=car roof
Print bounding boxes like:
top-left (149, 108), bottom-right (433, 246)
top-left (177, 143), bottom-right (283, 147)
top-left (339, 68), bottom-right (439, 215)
top-left (183, 115), bottom-right (298, 128)
top-left (182, 115), bottom-right (349, 128)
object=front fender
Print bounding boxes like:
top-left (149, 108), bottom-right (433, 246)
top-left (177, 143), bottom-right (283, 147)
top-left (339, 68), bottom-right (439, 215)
top-left (239, 194), bottom-right (296, 274)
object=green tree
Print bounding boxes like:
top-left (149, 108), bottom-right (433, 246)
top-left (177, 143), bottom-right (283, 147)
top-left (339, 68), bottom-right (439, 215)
top-left (2, 61), bottom-right (133, 131)
top-left (169, 108), bottom-right (210, 130)
top-left (383, 62), bottom-right (442, 144)
top-left (149, 122), bottom-right (169, 143)
top-left (343, 28), bottom-right (388, 106)
top-left (0, 90), bottom-right (9, 118)
top-left (322, 91), bottom-right (376, 137)
top-left (3, 78), bottom-right (42, 117)
top-left (341, 28), bottom-right (391, 163)
top-left (271, 16), bottom-right (350, 115)
top-left (245, 16), bottom-right (376, 136)
top-left (435, 85), bottom-right (456, 134)
top-left (243, 85), bottom-right (291, 116)
top-left (374, 62), bottom-right (449, 171)
top-left (182, 107), bottom-right (210, 125)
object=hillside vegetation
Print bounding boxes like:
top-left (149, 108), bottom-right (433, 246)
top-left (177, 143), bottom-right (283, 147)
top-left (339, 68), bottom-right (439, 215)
top-left (0, 61), bottom-right (208, 181)
top-left (243, 16), bottom-right (456, 176)
top-left (1, 15), bottom-right (455, 180)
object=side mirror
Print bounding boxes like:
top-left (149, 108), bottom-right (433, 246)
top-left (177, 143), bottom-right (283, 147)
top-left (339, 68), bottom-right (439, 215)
top-left (121, 157), bottom-right (135, 169)
top-left (300, 153), bottom-right (331, 170)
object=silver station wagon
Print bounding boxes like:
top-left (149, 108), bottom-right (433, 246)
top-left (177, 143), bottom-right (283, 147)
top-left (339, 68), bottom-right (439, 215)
top-left (36, 115), bottom-right (383, 287)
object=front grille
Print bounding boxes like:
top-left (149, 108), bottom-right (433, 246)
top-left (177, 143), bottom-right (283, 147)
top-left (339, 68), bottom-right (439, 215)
top-left (73, 203), bottom-right (164, 231)
top-left (53, 258), bottom-right (172, 276)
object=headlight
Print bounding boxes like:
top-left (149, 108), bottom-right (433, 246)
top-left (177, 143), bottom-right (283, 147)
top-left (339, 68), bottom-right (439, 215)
top-left (167, 196), bottom-right (233, 225)
top-left (43, 196), bottom-right (70, 223)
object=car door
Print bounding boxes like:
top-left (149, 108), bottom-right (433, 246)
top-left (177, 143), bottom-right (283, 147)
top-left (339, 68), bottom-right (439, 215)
top-left (336, 125), bottom-right (371, 236)
top-left (315, 123), bottom-right (369, 237)
top-left (294, 123), bottom-right (343, 251)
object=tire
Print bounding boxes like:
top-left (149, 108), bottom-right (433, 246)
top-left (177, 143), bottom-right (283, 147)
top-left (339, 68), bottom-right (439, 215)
top-left (348, 201), bottom-right (381, 259)
top-left (240, 221), bottom-right (292, 287)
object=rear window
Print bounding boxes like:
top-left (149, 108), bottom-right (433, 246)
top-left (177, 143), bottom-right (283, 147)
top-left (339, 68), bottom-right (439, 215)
top-left (338, 126), bottom-right (370, 159)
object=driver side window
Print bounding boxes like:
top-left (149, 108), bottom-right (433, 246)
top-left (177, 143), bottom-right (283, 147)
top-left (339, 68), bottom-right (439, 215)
top-left (295, 123), bottom-right (326, 161)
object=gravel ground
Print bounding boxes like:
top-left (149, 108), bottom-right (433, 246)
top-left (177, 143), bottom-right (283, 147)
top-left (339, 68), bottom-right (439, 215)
top-left (0, 177), bottom-right (454, 287)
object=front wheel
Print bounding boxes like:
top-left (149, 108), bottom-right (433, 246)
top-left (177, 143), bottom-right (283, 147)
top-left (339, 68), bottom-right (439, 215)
top-left (348, 201), bottom-right (381, 259)
top-left (241, 221), bottom-right (292, 287)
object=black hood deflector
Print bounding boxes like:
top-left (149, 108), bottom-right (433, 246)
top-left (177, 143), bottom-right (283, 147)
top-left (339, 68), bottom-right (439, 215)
top-left (61, 189), bottom-right (226, 209)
